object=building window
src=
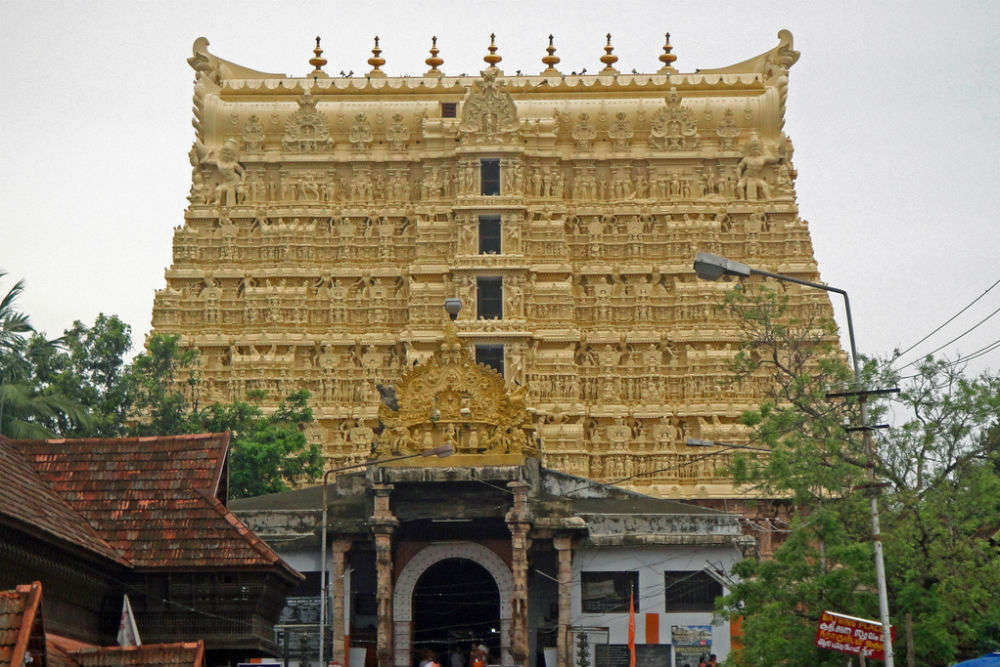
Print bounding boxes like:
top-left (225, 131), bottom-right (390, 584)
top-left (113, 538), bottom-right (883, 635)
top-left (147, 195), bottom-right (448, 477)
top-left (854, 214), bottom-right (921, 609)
top-left (475, 344), bottom-right (504, 376)
top-left (479, 215), bottom-right (502, 254)
top-left (481, 159), bottom-right (501, 195)
top-left (441, 102), bottom-right (457, 118)
top-left (663, 571), bottom-right (723, 612)
top-left (581, 571), bottom-right (639, 613)
top-left (476, 277), bottom-right (502, 319)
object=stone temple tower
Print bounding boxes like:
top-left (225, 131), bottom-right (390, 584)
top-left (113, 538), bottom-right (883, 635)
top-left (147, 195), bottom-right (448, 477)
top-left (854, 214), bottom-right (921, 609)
top-left (152, 30), bottom-right (832, 499)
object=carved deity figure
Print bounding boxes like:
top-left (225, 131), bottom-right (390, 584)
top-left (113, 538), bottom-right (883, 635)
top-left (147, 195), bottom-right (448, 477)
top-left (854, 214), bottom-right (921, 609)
top-left (242, 114), bottom-right (265, 152)
top-left (650, 87), bottom-right (699, 151)
top-left (282, 92), bottom-right (333, 153)
top-left (737, 133), bottom-right (781, 200)
top-left (458, 70), bottom-right (519, 143)
top-left (716, 108), bottom-right (741, 151)
top-left (209, 138), bottom-right (245, 206)
top-left (572, 113), bottom-right (597, 151)
top-left (607, 112), bottom-right (633, 151)
top-left (386, 113), bottom-right (409, 152)
top-left (349, 113), bottom-right (374, 152)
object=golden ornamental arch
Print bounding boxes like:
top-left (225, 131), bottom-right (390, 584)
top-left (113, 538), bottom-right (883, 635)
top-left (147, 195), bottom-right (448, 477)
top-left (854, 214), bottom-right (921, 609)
top-left (377, 323), bottom-right (536, 464)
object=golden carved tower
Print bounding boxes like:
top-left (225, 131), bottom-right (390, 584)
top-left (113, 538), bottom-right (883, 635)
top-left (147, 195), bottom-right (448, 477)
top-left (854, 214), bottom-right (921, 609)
top-left (154, 31), bottom-right (830, 497)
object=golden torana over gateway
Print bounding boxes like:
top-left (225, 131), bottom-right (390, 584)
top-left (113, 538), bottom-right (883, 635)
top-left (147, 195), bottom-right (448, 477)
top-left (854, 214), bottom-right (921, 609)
top-left (152, 31), bottom-right (832, 498)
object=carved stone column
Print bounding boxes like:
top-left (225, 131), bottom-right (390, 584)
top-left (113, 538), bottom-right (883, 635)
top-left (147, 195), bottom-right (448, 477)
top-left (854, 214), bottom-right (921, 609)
top-left (371, 484), bottom-right (398, 667)
top-left (506, 481), bottom-right (532, 667)
top-left (331, 539), bottom-right (353, 665)
top-left (553, 535), bottom-right (574, 667)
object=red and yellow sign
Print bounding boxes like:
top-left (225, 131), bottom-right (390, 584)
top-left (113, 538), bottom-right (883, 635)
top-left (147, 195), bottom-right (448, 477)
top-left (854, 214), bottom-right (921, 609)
top-left (815, 610), bottom-right (895, 661)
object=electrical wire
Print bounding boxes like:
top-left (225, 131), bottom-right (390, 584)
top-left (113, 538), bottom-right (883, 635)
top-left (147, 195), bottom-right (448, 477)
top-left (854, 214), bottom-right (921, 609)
top-left (897, 335), bottom-right (1000, 380)
top-left (891, 277), bottom-right (1000, 364)
top-left (895, 303), bottom-right (1000, 371)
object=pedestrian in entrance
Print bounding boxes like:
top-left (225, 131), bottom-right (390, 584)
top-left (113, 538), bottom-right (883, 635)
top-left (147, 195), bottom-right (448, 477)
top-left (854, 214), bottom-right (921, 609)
top-left (470, 644), bottom-right (486, 667)
top-left (707, 655), bottom-right (717, 667)
top-left (697, 655), bottom-right (707, 667)
top-left (420, 650), bottom-right (440, 667)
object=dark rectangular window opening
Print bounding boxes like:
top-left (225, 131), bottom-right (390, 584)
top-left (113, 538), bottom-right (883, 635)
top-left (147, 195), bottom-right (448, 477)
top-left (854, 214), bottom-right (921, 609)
top-left (476, 276), bottom-right (503, 320)
top-left (581, 571), bottom-right (639, 613)
top-left (663, 571), bottom-right (723, 612)
top-left (481, 159), bottom-right (501, 196)
top-left (441, 102), bottom-right (457, 118)
top-left (475, 344), bottom-right (505, 376)
top-left (479, 215), bottom-right (502, 254)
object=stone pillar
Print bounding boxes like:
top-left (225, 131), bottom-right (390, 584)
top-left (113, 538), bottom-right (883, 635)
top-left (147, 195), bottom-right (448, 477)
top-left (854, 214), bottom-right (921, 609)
top-left (506, 481), bottom-right (532, 667)
top-left (371, 484), bottom-right (398, 667)
top-left (331, 539), bottom-right (353, 665)
top-left (553, 536), bottom-right (574, 667)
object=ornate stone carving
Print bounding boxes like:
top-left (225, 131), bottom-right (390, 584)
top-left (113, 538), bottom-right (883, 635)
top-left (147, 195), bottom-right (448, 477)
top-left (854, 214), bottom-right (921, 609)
top-left (386, 114), bottom-right (409, 152)
top-left (459, 70), bottom-right (519, 143)
top-left (650, 87), bottom-right (699, 151)
top-left (716, 108), bottom-right (740, 151)
top-left (349, 113), bottom-right (374, 152)
top-left (737, 132), bottom-right (781, 200)
top-left (282, 91), bottom-right (333, 153)
top-left (607, 112), bottom-right (633, 151)
top-left (571, 113), bottom-right (597, 151)
top-left (378, 323), bottom-right (536, 459)
top-left (242, 114), bottom-right (265, 152)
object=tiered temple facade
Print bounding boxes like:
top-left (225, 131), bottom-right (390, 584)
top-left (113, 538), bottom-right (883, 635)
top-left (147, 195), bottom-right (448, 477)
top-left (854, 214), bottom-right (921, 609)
top-left (152, 31), bottom-right (832, 498)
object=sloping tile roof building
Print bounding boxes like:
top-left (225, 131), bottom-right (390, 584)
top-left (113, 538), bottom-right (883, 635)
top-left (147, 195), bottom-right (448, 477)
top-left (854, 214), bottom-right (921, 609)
top-left (0, 434), bottom-right (301, 662)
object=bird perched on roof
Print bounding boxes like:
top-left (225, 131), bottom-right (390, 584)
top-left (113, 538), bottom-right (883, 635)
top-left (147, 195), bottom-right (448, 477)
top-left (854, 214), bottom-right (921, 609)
top-left (376, 383), bottom-right (399, 411)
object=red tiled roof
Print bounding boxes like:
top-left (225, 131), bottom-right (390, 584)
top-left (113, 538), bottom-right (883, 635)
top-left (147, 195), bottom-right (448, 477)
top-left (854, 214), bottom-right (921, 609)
top-left (0, 438), bottom-right (126, 565)
top-left (5, 434), bottom-right (297, 576)
top-left (69, 641), bottom-right (204, 667)
top-left (0, 582), bottom-right (44, 667)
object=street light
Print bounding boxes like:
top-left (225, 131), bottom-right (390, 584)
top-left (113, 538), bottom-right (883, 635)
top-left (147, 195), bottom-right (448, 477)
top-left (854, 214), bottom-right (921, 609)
top-left (318, 444), bottom-right (454, 667)
top-left (692, 252), bottom-right (895, 667)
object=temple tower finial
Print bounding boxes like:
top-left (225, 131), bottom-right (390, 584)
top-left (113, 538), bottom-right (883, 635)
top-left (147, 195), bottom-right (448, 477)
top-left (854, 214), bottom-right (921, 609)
top-left (599, 33), bottom-right (619, 75)
top-left (484, 33), bottom-right (503, 71)
top-left (658, 32), bottom-right (678, 73)
top-left (367, 35), bottom-right (386, 78)
top-left (309, 36), bottom-right (329, 78)
top-left (425, 36), bottom-right (444, 77)
top-left (541, 34), bottom-right (561, 75)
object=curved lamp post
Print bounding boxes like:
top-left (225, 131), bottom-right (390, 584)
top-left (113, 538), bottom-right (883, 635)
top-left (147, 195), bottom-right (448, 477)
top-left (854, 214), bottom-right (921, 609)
top-left (318, 444), bottom-right (454, 667)
top-left (692, 251), bottom-right (895, 667)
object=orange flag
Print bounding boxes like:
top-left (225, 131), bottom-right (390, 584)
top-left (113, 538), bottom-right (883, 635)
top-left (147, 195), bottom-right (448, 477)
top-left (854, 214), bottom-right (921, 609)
top-left (628, 587), bottom-right (636, 667)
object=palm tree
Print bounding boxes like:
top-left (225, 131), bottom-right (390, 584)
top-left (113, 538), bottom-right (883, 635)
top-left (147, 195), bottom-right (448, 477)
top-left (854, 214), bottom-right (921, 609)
top-left (0, 270), bottom-right (91, 438)
top-left (0, 270), bottom-right (33, 353)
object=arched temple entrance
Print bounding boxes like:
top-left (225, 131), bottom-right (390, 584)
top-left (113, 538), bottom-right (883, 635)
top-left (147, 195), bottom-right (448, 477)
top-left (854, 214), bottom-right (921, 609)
top-left (394, 542), bottom-right (513, 667)
top-left (413, 558), bottom-right (500, 662)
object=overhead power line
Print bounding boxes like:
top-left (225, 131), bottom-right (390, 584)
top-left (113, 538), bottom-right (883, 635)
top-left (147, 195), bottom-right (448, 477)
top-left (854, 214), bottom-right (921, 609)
top-left (896, 303), bottom-right (1000, 371)
top-left (891, 277), bottom-right (1000, 367)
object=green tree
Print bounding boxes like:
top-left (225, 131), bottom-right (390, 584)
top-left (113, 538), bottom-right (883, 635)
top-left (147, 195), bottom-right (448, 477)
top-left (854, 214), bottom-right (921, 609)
top-left (126, 333), bottom-right (322, 497)
top-left (717, 284), bottom-right (1000, 666)
top-left (0, 272), bottom-right (91, 438)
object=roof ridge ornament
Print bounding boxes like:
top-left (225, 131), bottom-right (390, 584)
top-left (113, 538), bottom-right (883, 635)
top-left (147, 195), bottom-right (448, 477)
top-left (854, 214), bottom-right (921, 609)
top-left (425, 36), bottom-right (444, 77)
top-left (309, 36), bottom-right (329, 78)
top-left (599, 33), bottom-right (619, 75)
top-left (367, 35), bottom-right (386, 78)
top-left (657, 32), bottom-right (678, 74)
top-left (483, 33), bottom-right (503, 73)
top-left (541, 34), bottom-right (561, 76)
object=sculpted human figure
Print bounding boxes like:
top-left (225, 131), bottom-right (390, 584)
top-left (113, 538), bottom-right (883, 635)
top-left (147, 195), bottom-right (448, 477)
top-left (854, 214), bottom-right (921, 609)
top-left (738, 133), bottom-right (781, 200)
top-left (210, 138), bottom-right (245, 206)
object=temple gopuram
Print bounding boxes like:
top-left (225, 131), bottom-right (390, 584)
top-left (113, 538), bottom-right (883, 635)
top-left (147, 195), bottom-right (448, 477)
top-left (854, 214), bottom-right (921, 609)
top-left (152, 30), bottom-right (833, 499)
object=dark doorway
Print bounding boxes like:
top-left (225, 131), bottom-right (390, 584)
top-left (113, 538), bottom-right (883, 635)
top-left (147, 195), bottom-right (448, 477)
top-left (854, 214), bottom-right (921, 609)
top-left (412, 558), bottom-right (501, 667)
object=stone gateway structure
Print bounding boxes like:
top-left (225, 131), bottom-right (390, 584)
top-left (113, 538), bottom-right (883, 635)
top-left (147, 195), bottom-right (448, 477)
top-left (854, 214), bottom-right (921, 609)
top-left (152, 30), bottom-right (832, 499)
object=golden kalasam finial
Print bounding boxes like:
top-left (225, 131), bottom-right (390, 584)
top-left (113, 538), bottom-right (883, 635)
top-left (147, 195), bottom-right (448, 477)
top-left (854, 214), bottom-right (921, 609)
top-left (309, 36), bottom-right (329, 78)
top-left (541, 34), bottom-right (561, 75)
top-left (425, 35), bottom-right (444, 76)
top-left (599, 32), bottom-right (619, 74)
top-left (367, 35), bottom-right (386, 77)
top-left (484, 33), bottom-right (502, 68)
top-left (658, 32), bottom-right (678, 73)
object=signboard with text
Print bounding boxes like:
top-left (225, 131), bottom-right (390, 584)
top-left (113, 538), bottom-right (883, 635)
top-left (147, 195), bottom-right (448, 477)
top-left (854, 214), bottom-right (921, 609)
top-left (815, 611), bottom-right (895, 661)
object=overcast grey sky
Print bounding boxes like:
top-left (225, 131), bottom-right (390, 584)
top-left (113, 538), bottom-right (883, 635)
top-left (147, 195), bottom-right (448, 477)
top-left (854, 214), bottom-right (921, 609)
top-left (2, 1), bottom-right (998, 377)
